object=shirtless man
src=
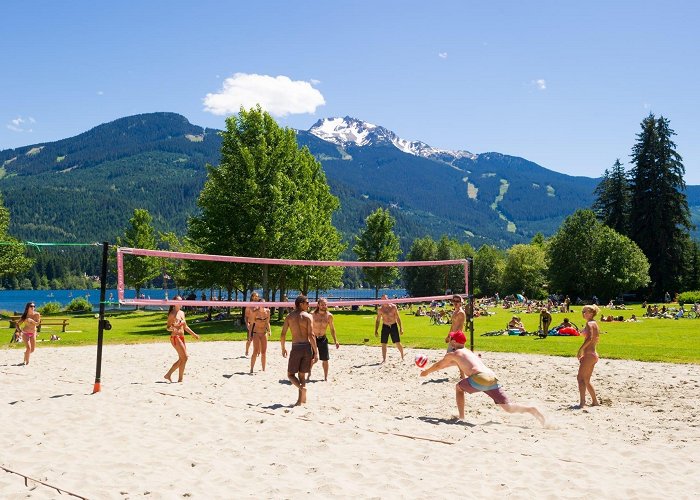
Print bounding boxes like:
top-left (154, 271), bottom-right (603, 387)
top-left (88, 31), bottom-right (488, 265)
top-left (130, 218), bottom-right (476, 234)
top-left (309, 297), bottom-right (339, 381)
top-left (375, 294), bottom-right (404, 362)
top-left (444, 294), bottom-right (467, 378)
top-left (244, 291), bottom-right (260, 357)
top-left (421, 331), bottom-right (545, 426)
top-left (280, 295), bottom-right (319, 406)
top-left (247, 292), bottom-right (271, 373)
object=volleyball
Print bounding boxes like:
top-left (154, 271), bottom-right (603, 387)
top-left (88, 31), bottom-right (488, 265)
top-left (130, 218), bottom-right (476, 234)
top-left (415, 354), bottom-right (429, 368)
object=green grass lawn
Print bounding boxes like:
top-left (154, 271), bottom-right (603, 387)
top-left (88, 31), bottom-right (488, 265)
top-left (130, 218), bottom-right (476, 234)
top-left (2, 304), bottom-right (699, 364)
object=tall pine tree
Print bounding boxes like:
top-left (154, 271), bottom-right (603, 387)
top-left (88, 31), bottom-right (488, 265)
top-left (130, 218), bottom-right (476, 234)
top-left (593, 159), bottom-right (630, 235)
top-left (629, 114), bottom-right (691, 298)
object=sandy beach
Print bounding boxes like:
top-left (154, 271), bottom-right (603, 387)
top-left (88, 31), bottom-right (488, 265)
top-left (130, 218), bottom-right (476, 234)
top-left (1, 341), bottom-right (699, 499)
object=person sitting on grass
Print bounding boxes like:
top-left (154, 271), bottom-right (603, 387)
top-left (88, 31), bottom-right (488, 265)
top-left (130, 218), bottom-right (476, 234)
top-left (507, 315), bottom-right (525, 333)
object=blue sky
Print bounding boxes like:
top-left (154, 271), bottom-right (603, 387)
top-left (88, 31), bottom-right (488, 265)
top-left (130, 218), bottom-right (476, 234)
top-left (3, 0), bottom-right (699, 183)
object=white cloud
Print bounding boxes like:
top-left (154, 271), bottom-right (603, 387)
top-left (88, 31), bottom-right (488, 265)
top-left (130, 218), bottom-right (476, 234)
top-left (97, 90), bottom-right (104, 96)
top-left (310, 78), bottom-right (321, 85)
top-left (533, 79), bottom-right (547, 90)
top-left (203, 73), bottom-right (326, 117)
top-left (6, 116), bottom-right (35, 132)
top-left (438, 52), bottom-right (448, 59)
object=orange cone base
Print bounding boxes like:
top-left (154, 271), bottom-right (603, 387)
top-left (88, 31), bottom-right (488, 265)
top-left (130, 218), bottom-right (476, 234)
top-left (92, 382), bottom-right (101, 394)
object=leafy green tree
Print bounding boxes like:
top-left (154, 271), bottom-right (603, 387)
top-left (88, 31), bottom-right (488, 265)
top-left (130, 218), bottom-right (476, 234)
top-left (501, 244), bottom-right (548, 299)
top-left (187, 106), bottom-right (343, 300)
top-left (404, 236), bottom-right (471, 296)
top-left (530, 232), bottom-right (546, 247)
top-left (405, 237), bottom-right (439, 297)
top-left (353, 208), bottom-right (401, 298)
top-left (629, 114), bottom-right (691, 298)
top-left (0, 191), bottom-right (33, 278)
top-left (474, 245), bottom-right (506, 296)
top-left (682, 239), bottom-right (700, 291)
top-left (593, 159), bottom-right (630, 235)
top-left (117, 208), bottom-right (160, 302)
top-left (548, 209), bottom-right (649, 300)
top-left (436, 236), bottom-right (473, 295)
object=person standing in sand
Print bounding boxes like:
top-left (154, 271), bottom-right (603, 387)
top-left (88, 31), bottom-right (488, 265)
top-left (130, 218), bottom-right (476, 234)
top-left (165, 296), bottom-right (200, 383)
top-left (244, 292), bottom-right (258, 357)
top-left (246, 292), bottom-right (271, 373)
top-left (420, 331), bottom-right (545, 426)
top-left (577, 304), bottom-right (601, 408)
top-left (309, 297), bottom-right (340, 381)
top-left (16, 302), bottom-right (40, 365)
top-left (444, 295), bottom-right (467, 378)
top-left (375, 294), bottom-right (404, 363)
top-left (280, 295), bottom-right (318, 406)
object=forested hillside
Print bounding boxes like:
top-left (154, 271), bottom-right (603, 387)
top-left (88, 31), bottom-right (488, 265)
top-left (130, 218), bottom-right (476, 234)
top-left (1, 112), bottom-right (698, 285)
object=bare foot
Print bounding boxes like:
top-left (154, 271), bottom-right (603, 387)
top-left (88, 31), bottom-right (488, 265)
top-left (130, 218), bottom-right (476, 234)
top-left (590, 401), bottom-right (600, 407)
top-left (164, 374), bottom-right (172, 382)
top-left (531, 408), bottom-right (546, 427)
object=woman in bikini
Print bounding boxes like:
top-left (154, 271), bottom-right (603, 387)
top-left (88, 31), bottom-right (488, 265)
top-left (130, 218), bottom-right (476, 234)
top-left (165, 296), bottom-right (199, 383)
top-left (577, 304), bottom-right (600, 407)
top-left (248, 293), bottom-right (271, 373)
top-left (16, 302), bottom-right (41, 365)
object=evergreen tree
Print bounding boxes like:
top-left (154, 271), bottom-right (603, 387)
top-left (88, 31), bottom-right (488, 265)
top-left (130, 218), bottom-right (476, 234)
top-left (629, 114), bottom-right (691, 298)
top-left (593, 159), bottom-right (630, 235)
top-left (353, 208), bottom-right (401, 298)
top-left (117, 208), bottom-right (160, 302)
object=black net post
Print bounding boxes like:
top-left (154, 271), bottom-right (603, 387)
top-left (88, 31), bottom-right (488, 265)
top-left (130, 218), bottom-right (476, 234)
top-left (92, 241), bottom-right (109, 393)
top-left (467, 257), bottom-right (475, 352)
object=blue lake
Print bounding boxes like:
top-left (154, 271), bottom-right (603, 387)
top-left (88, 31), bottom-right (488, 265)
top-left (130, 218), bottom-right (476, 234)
top-left (0, 288), bottom-right (406, 313)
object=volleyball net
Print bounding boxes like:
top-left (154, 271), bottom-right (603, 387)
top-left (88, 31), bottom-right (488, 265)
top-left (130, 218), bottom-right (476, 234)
top-left (116, 247), bottom-right (470, 308)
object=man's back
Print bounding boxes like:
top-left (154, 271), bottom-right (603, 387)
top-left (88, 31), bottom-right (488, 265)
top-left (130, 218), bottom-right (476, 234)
top-left (450, 348), bottom-right (491, 376)
top-left (286, 310), bottom-right (313, 343)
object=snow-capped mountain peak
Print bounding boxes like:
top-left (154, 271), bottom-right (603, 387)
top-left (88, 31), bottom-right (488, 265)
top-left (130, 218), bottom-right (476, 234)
top-left (308, 117), bottom-right (476, 162)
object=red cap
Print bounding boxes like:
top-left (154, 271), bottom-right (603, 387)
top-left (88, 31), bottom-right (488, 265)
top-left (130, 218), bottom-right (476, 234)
top-left (449, 330), bottom-right (467, 344)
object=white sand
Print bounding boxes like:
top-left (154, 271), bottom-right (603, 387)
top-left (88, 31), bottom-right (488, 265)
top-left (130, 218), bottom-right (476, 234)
top-left (1, 341), bottom-right (699, 499)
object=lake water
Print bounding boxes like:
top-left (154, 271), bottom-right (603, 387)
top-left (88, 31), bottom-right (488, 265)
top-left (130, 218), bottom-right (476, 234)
top-left (0, 288), bottom-right (406, 314)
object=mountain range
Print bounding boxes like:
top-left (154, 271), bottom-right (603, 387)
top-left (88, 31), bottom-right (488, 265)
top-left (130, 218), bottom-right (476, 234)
top-left (1, 112), bottom-right (698, 254)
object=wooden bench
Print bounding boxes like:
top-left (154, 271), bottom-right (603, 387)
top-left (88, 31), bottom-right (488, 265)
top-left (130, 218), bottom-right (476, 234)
top-left (8, 317), bottom-right (70, 332)
top-left (38, 319), bottom-right (71, 332)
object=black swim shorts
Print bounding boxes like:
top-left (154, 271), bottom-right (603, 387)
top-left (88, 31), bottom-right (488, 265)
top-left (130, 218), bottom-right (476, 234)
top-left (316, 335), bottom-right (329, 361)
top-left (381, 323), bottom-right (400, 343)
